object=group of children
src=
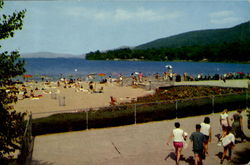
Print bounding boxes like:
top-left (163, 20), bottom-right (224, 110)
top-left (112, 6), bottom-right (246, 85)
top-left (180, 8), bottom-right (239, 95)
top-left (167, 121), bottom-right (210, 165)
top-left (167, 109), bottom-right (247, 165)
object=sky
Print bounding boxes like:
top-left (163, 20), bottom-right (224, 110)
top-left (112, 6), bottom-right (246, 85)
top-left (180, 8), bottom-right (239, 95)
top-left (0, 0), bottom-right (250, 55)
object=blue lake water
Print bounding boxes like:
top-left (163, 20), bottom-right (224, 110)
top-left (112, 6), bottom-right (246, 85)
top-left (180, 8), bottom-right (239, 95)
top-left (22, 58), bottom-right (250, 78)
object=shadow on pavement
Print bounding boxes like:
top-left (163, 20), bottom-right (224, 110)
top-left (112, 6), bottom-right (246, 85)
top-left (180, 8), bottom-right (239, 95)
top-left (164, 151), bottom-right (175, 161)
top-left (185, 156), bottom-right (195, 165)
top-left (216, 152), bottom-right (223, 159)
top-left (164, 152), bottom-right (191, 164)
top-left (31, 160), bottom-right (54, 165)
top-left (231, 147), bottom-right (250, 165)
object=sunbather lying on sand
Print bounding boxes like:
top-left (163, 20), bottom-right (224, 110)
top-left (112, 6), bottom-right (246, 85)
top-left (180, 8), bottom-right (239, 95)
top-left (110, 96), bottom-right (117, 106)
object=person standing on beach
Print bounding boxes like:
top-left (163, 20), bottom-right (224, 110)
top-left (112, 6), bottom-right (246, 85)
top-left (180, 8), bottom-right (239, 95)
top-left (138, 72), bottom-right (143, 83)
top-left (200, 117), bottom-right (212, 156)
top-left (119, 75), bottom-right (123, 86)
top-left (190, 124), bottom-right (205, 165)
top-left (30, 89), bottom-right (35, 98)
top-left (167, 122), bottom-right (186, 165)
top-left (220, 109), bottom-right (230, 137)
top-left (89, 81), bottom-right (94, 92)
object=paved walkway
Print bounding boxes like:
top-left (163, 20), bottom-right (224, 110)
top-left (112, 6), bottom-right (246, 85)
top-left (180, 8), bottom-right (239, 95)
top-left (174, 79), bottom-right (249, 88)
top-left (32, 110), bottom-right (250, 165)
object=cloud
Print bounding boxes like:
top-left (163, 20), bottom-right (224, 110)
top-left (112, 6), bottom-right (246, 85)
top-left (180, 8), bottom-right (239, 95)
top-left (114, 8), bottom-right (181, 21)
top-left (210, 17), bottom-right (241, 24)
top-left (209, 10), bottom-right (233, 18)
top-left (64, 7), bottom-right (181, 22)
top-left (209, 10), bottom-right (242, 24)
top-left (64, 7), bottom-right (89, 17)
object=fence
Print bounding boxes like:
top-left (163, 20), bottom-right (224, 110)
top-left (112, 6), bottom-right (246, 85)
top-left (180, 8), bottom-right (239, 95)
top-left (18, 113), bottom-right (34, 165)
top-left (31, 91), bottom-right (249, 136)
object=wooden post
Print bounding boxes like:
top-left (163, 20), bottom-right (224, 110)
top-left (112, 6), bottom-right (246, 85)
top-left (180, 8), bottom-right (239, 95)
top-left (134, 103), bottom-right (137, 125)
top-left (212, 96), bottom-right (215, 114)
top-left (86, 110), bottom-right (88, 130)
top-left (176, 100), bottom-right (178, 119)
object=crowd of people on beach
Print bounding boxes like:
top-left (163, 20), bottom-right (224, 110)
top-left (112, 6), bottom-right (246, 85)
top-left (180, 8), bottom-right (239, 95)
top-left (160, 72), bottom-right (250, 82)
top-left (17, 70), bottom-right (250, 90)
top-left (15, 69), bottom-right (249, 104)
top-left (15, 70), bottom-right (250, 104)
top-left (166, 109), bottom-right (248, 165)
top-left (103, 71), bottom-right (250, 86)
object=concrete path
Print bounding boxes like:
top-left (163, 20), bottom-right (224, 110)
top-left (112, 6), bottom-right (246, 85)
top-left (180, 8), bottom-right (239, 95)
top-left (32, 110), bottom-right (250, 165)
top-left (174, 79), bottom-right (249, 88)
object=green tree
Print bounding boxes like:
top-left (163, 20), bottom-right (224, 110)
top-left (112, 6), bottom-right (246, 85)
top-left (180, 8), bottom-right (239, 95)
top-left (0, 0), bottom-right (26, 162)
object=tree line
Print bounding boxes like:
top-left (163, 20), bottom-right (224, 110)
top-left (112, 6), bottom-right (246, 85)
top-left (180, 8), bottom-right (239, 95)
top-left (85, 41), bottom-right (250, 62)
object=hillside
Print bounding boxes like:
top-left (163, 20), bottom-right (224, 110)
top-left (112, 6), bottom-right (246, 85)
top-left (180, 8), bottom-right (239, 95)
top-left (135, 21), bottom-right (250, 49)
top-left (85, 21), bottom-right (250, 62)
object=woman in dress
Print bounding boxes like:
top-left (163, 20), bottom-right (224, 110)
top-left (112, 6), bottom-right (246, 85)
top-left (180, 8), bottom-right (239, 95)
top-left (167, 122), bottom-right (186, 165)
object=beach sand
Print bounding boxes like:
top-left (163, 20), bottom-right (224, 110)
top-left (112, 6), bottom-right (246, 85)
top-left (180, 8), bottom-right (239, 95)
top-left (14, 79), bottom-right (249, 118)
top-left (14, 81), bottom-right (154, 118)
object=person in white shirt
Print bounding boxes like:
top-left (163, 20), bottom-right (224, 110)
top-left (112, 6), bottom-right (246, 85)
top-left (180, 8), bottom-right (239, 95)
top-left (167, 122), bottom-right (187, 165)
top-left (220, 109), bottom-right (230, 137)
top-left (220, 127), bottom-right (235, 164)
top-left (200, 117), bottom-right (212, 156)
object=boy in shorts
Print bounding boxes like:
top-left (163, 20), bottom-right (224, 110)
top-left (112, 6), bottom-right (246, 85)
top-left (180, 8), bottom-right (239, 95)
top-left (190, 124), bottom-right (205, 165)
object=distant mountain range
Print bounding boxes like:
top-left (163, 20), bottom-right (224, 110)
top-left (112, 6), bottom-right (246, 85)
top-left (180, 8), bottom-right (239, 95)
top-left (21, 52), bottom-right (85, 58)
top-left (85, 21), bottom-right (250, 62)
top-left (135, 21), bottom-right (250, 49)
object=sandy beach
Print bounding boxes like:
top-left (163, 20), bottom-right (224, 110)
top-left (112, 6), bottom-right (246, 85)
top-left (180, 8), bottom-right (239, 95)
top-left (14, 79), bottom-right (249, 118)
top-left (14, 80), bottom-right (154, 118)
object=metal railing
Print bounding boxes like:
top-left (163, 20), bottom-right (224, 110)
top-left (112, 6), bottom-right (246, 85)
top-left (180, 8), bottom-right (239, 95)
top-left (31, 91), bottom-right (249, 134)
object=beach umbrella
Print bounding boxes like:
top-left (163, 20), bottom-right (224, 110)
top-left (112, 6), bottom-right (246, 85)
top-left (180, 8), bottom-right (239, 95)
top-left (22, 74), bottom-right (32, 78)
top-left (98, 73), bottom-right (106, 76)
top-left (237, 72), bottom-right (244, 75)
top-left (165, 65), bottom-right (173, 69)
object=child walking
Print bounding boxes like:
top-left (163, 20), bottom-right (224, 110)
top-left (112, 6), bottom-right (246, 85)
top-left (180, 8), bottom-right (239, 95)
top-left (167, 122), bottom-right (187, 165)
top-left (190, 124), bottom-right (205, 165)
